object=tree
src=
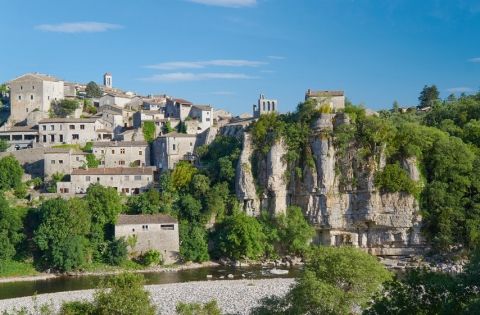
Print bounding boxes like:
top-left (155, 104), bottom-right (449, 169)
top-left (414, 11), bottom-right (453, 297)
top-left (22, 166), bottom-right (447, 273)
top-left (418, 85), bottom-right (440, 109)
top-left (104, 238), bottom-right (128, 266)
top-left (139, 249), bottom-right (162, 266)
top-left (213, 211), bottom-right (266, 260)
top-left (177, 121), bottom-right (187, 133)
top-left (0, 155), bottom-right (24, 191)
top-left (171, 161), bottom-right (197, 191)
top-left (85, 153), bottom-right (100, 168)
top-left (179, 220), bottom-right (210, 262)
top-left (277, 206), bottom-right (315, 256)
top-left (85, 81), bottom-right (103, 98)
top-left (374, 163), bottom-right (419, 196)
top-left (0, 139), bottom-right (9, 152)
top-left (177, 194), bottom-right (203, 222)
top-left (127, 188), bottom-right (161, 214)
top-left (51, 99), bottom-right (80, 117)
top-left (33, 198), bottom-right (91, 272)
top-left (176, 300), bottom-right (222, 315)
top-left (85, 184), bottom-right (123, 260)
top-left (162, 121), bottom-right (174, 134)
top-left (252, 246), bottom-right (392, 315)
top-left (0, 196), bottom-right (24, 260)
top-left (142, 121), bottom-right (156, 143)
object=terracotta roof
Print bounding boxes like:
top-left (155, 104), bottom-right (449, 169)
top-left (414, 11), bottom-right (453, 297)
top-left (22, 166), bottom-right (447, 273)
top-left (117, 214), bottom-right (177, 225)
top-left (72, 167), bottom-right (154, 176)
top-left (306, 90), bottom-right (344, 97)
top-left (172, 98), bottom-right (192, 105)
top-left (39, 118), bottom-right (98, 124)
top-left (92, 141), bottom-right (148, 148)
top-left (159, 131), bottom-right (197, 138)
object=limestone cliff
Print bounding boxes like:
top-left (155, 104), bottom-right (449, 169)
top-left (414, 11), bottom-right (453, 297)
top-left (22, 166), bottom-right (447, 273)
top-left (235, 113), bottom-right (424, 256)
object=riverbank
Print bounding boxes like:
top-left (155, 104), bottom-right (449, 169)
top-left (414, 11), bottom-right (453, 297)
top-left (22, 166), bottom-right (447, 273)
top-left (0, 261), bottom-right (221, 284)
top-left (0, 278), bottom-right (295, 315)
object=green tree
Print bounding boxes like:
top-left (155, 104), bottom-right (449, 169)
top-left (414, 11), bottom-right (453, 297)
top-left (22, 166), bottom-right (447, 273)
top-left (277, 206), bottom-right (315, 256)
top-left (177, 121), bottom-right (187, 133)
top-left (127, 188), bottom-right (162, 214)
top-left (176, 300), bottom-right (222, 315)
top-left (252, 246), bottom-right (392, 315)
top-left (0, 155), bottom-right (24, 191)
top-left (51, 99), bottom-right (80, 117)
top-left (171, 161), bottom-right (197, 191)
top-left (139, 249), bottom-right (162, 266)
top-left (86, 153), bottom-right (100, 168)
top-left (374, 163), bottom-right (419, 196)
top-left (418, 84), bottom-right (440, 109)
top-left (162, 121), bottom-right (174, 134)
top-left (0, 138), bottom-right (9, 152)
top-left (213, 211), bottom-right (266, 260)
top-left (85, 81), bottom-right (103, 98)
top-left (104, 238), bottom-right (128, 266)
top-left (33, 198), bottom-right (91, 272)
top-left (179, 220), bottom-right (210, 262)
top-left (0, 196), bottom-right (24, 260)
top-left (142, 121), bottom-right (156, 143)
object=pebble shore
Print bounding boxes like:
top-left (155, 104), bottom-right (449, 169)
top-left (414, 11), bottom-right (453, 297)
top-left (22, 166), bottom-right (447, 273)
top-left (0, 278), bottom-right (295, 315)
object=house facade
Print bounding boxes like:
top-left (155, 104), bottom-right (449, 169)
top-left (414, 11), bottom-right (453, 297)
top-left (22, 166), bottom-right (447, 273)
top-left (305, 89), bottom-right (345, 111)
top-left (165, 98), bottom-right (193, 121)
top-left (38, 118), bottom-right (104, 145)
top-left (115, 214), bottom-right (179, 264)
top-left (189, 105), bottom-right (213, 133)
top-left (43, 148), bottom-right (87, 178)
top-left (56, 167), bottom-right (154, 195)
top-left (9, 73), bottom-right (64, 124)
top-left (152, 132), bottom-right (197, 171)
top-left (92, 141), bottom-right (150, 168)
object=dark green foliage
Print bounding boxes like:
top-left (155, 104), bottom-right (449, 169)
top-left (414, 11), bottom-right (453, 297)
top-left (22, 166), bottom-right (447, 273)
top-left (252, 246), bottom-right (391, 315)
top-left (0, 155), bottom-right (23, 191)
top-left (142, 121), bottom-right (156, 143)
top-left (213, 211), bottom-right (266, 260)
top-left (85, 153), bottom-right (100, 168)
top-left (177, 121), bottom-right (187, 133)
top-left (85, 81), bottom-right (103, 98)
top-left (104, 238), bottom-right (128, 266)
top-left (83, 99), bottom-right (97, 114)
top-left (176, 300), bottom-right (222, 315)
top-left (126, 188), bottom-right (162, 214)
top-left (277, 206), bottom-right (315, 256)
top-left (177, 193), bottom-right (203, 222)
top-left (162, 120), bottom-right (174, 134)
top-left (418, 85), bottom-right (440, 109)
top-left (139, 249), bottom-right (162, 266)
top-left (82, 141), bottom-right (93, 152)
top-left (179, 220), bottom-right (210, 262)
top-left (60, 301), bottom-right (96, 315)
top-left (33, 198), bottom-right (91, 272)
top-left (375, 163), bottom-right (419, 196)
top-left (0, 138), bottom-right (9, 152)
top-left (51, 99), bottom-right (80, 117)
top-left (0, 196), bottom-right (24, 260)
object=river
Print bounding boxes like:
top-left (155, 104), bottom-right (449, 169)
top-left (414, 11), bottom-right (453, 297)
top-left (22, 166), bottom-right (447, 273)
top-left (0, 266), bottom-right (300, 300)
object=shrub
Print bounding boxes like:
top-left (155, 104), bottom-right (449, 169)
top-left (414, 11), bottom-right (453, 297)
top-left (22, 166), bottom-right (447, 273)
top-left (139, 249), bottom-right (162, 266)
top-left (176, 300), bottom-right (222, 315)
top-left (142, 121), bottom-right (156, 143)
top-left (104, 238), bottom-right (128, 266)
top-left (375, 163), bottom-right (419, 196)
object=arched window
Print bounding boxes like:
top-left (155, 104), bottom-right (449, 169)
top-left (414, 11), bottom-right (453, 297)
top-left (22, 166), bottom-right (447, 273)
top-left (267, 101), bottom-right (271, 111)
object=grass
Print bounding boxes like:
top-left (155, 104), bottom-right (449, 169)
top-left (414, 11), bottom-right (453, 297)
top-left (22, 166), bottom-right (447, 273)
top-left (82, 260), bottom-right (145, 273)
top-left (0, 260), bottom-right (39, 278)
top-left (51, 144), bottom-right (82, 151)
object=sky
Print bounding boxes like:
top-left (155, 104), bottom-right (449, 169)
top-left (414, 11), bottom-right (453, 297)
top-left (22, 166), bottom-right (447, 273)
top-left (1, 0), bottom-right (480, 114)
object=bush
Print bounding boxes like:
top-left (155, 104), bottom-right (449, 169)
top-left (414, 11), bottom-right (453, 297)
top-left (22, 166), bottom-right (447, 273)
top-left (60, 301), bottom-right (96, 315)
top-left (142, 121), bottom-right (156, 143)
top-left (176, 300), bottom-right (222, 315)
top-left (51, 99), bottom-right (79, 117)
top-left (139, 249), bottom-right (162, 266)
top-left (375, 163), bottom-right (419, 196)
top-left (104, 238), bottom-right (128, 266)
top-left (179, 221), bottom-right (210, 262)
top-left (0, 155), bottom-right (24, 191)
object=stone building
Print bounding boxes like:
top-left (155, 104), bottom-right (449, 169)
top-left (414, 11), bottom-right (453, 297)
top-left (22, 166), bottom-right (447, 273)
top-left (165, 98), bottom-right (193, 121)
top-left (253, 94), bottom-right (277, 118)
top-left (56, 167), bottom-right (154, 195)
top-left (99, 92), bottom-right (134, 108)
top-left (305, 89), bottom-right (345, 112)
top-left (0, 125), bottom-right (38, 150)
top-left (189, 105), bottom-right (213, 133)
top-left (9, 73), bottom-right (64, 124)
top-left (92, 141), bottom-right (150, 168)
top-left (38, 118), bottom-right (106, 145)
top-left (104, 72), bottom-right (112, 89)
top-left (115, 214), bottom-right (179, 264)
top-left (152, 132), bottom-right (197, 171)
top-left (43, 147), bottom-right (87, 178)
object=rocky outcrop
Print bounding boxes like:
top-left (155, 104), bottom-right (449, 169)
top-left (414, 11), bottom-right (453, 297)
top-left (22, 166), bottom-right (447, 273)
top-left (235, 113), bottom-right (425, 256)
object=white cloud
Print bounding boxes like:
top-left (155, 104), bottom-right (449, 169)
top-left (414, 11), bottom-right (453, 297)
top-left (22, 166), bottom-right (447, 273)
top-left (146, 59), bottom-right (266, 70)
top-left (140, 72), bottom-right (256, 82)
top-left (468, 57), bottom-right (480, 63)
top-left (35, 22), bottom-right (122, 33)
top-left (187, 0), bottom-right (256, 8)
top-left (267, 55), bottom-right (285, 60)
top-left (447, 87), bottom-right (474, 93)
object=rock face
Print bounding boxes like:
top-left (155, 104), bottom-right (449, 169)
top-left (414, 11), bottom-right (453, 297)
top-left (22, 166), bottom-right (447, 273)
top-left (235, 113), bottom-right (424, 256)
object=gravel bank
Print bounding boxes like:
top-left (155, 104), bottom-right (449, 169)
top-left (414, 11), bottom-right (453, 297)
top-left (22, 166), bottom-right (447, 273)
top-left (0, 278), bottom-right (295, 314)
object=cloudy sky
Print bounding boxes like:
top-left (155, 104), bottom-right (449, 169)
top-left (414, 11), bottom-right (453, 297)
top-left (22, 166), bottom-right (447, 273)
top-left (1, 0), bottom-right (480, 114)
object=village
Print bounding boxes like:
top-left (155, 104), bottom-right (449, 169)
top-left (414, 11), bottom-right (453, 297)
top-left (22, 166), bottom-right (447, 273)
top-left (0, 72), bottom-right (344, 264)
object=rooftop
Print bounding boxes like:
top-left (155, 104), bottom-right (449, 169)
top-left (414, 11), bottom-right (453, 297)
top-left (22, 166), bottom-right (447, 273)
top-left (44, 147), bottom-right (86, 155)
top-left (192, 105), bottom-right (213, 111)
top-left (72, 167), bottom-right (154, 176)
top-left (0, 125), bottom-right (38, 133)
top-left (306, 89), bottom-right (344, 97)
top-left (10, 73), bottom-right (61, 83)
top-left (92, 141), bottom-right (148, 148)
top-left (117, 214), bottom-right (177, 225)
top-left (159, 131), bottom-right (197, 138)
top-left (171, 98), bottom-right (192, 105)
top-left (39, 118), bottom-right (98, 124)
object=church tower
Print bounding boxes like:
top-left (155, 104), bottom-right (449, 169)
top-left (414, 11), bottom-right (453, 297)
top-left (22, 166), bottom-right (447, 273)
top-left (103, 72), bottom-right (112, 88)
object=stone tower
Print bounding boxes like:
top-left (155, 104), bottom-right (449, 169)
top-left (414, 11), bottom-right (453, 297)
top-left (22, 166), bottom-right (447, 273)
top-left (103, 72), bottom-right (112, 89)
top-left (253, 94), bottom-right (278, 118)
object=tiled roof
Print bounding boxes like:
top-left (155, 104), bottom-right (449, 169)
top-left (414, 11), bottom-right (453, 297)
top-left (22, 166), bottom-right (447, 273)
top-left (159, 131), bottom-right (197, 138)
top-left (10, 73), bottom-right (61, 83)
top-left (117, 214), bottom-right (177, 225)
top-left (39, 118), bottom-right (98, 124)
top-left (72, 167), bottom-right (154, 176)
top-left (172, 98), bottom-right (192, 105)
top-left (0, 125), bottom-right (38, 133)
top-left (92, 141), bottom-right (148, 148)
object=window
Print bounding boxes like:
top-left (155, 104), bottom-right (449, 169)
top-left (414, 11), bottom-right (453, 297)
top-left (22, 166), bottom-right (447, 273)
top-left (124, 175), bottom-right (129, 181)
top-left (80, 125), bottom-right (85, 130)
top-left (119, 160), bottom-right (125, 165)
top-left (50, 135), bottom-right (55, 142)
top-left (206, 118), bottom-right (210, 121)
top-left (120, 148), bottom-right (125, 154)
top-left (110, 177), bottom-right (113, 181)
top-left (190, 142), bottom-right (193, 147)
top-left (72, 134), bottom-right (79, 140)
top-left (20, 86), bottom-right (23, 90)
top-left (139, 151), bottom-right (142, 155)
top-left (172, 144), bottom-right (176, 150)
top-left (134, 175), bottom-right (141, 181)
top-left (112, 150), bottom-right (115, 154)
top-left (50, 125), bottom-right (54, 131)
top-left (42, 125), bottom-right (46, 131)
top-left (60, 135), bottom-right (63, 142)
top-left (26, 108), bottom-right (28, 112)
top-left (142, 225), bottom-right (149, 231)
top-left (30, 95), bottom-right (34, 100)
top-left (86, 176), bottom-right (90, 181)
top-left (76, 157), bottom-right (80, 161)
top-left (42, 135), bottom-right (47, 142)
top-left (69, 125), bottom-right (75, 130)
top-left (59, 160), bottom-right (64, 164)
top-left (161, 224), bottom-right (175, 230)
top-left (51, 160), bottom-right (55, 164)
top-left (60, 188), bottom-right (69, 194)
top-left (48, 96), bottom-right (50, 100)
top-left (32, 86), bottom-right (35, 90)
top-left (101, 150), bottom-right (104, 154)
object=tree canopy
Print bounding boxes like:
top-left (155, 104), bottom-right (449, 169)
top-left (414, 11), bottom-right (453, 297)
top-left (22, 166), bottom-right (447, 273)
top-left (85, 81), bottom-right (103, 98)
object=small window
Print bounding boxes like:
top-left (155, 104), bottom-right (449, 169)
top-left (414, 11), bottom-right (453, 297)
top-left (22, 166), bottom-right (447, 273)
top-left (18, 95), bottom-right (22, 100)
top-left (72, 134), bottom-right (79, 140)
top-left (112, 150), bottom-right (115, 154)
top-left (30, 95), bottom-right (34, 100)
top-left (119, 160), bottom-right (125, 165)
top-left (139, 151), bottom-right (142, 155)
top-left (26, 108), bottom-right (28, 112)
top-left (42, 125), bottom-right (46, 131)
top-left (80, 125), bottom-right (85, 130)
top-left (59, 160), bottom-right (63, 164)
top-left (134, 175), bottom-right (141, 181)
top-left (101, 150), bottom-right (104, 154)
top-left (124, 175), bottom-right (129, 181)
top-left (172, 144), bottom-right (176, 150)
top-left (69, 125), bottom-right (75, 130)
top-left (76, 156), bottom-right (80, 161)
top-left (51, 160), bottom-right (55, 164)
top-left (20, 86), bottom-right (23, 90)
top-left (32, 86), bottom-right (35, 90)
top-left (161, 224), bottom-right (175, 230)
top-left (50, 125), bottom-right (54, 131)
top-left (120, 148), bottom-right (125, 154)
top-left (142, 225), bottom-right (149, 231)
top-left (86, 176), bottom-right (90, 181)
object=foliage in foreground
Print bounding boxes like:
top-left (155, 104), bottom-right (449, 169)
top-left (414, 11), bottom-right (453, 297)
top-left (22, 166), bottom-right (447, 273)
top-left (176, 300), bottom-right (222, 315)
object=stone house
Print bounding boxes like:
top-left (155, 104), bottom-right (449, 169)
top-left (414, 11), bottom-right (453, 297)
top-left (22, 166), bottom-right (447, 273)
top-left (99, 92), bottom-right (134, 108)
top-left (189, 105), bottom-right (213, 133)
top-left (43, 147), bottom-right (87, 178)
top-left (143, 98), bottom-right (166, 111)
top-left (56, 167), bottom-right (154, 195)
top-left (152, 132), bottom-right (197, 171)
top-left (9, 73), bottom-right (64, 124)
top-left (253, 94), bottom-right (278, 118)
top-left (305, 89), bottom-right (345, 112)
top-left (38, 118), bottom-right (105, 145)
top-left (115, 214), bottom-right (179, 264)
top-left (165, 98), bottom-right (193, 121)
top-left (92, 141), bottom-right (150, 168)
top-left (0, 125), bottom-right (38, 150)
top-left (133, 110), bottom-right (165, 128)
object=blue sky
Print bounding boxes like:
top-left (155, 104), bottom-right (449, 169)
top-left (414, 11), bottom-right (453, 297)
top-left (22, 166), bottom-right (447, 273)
top-left (1, 0), bottom-right (480, 114)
